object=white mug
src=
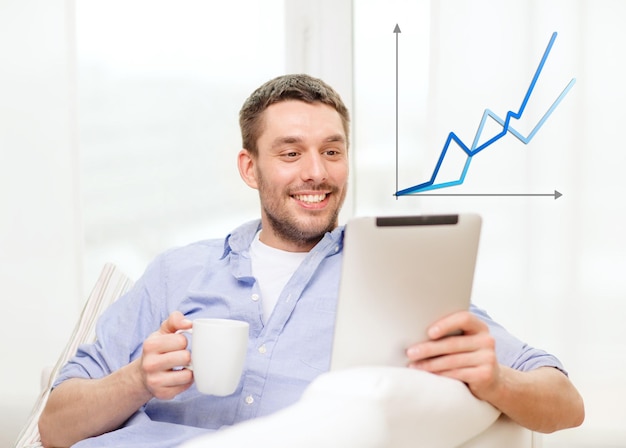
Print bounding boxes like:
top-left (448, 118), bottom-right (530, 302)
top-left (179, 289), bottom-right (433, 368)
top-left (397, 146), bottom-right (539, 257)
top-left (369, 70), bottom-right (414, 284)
top-left (182, 318), bottom-right (249, 396)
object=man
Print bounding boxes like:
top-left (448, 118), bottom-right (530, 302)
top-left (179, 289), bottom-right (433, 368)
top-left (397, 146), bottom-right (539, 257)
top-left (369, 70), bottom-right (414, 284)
top-left (39, 74), bottom-right (584, 447)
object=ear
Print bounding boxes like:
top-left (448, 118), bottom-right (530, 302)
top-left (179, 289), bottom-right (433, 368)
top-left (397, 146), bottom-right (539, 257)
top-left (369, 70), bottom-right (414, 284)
top-left (238, 149), bottom-right (259, 189)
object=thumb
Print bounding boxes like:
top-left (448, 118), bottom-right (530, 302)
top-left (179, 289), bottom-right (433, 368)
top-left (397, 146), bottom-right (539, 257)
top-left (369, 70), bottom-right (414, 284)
top-left (158, 311), bottom-right (192, 335)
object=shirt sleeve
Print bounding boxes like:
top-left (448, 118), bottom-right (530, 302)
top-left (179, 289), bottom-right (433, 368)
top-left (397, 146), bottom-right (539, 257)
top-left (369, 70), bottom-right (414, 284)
top-left (53, 255), bottom-right (168, 387)
top-left (470, 304), bottom-right (567, 375)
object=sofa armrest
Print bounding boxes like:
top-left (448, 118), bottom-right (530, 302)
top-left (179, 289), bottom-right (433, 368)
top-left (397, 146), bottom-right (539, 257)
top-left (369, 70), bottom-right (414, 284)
top-left (459, 414), bottom-right (541, 448)
top-left (40, 366), bottom-right (54, 392)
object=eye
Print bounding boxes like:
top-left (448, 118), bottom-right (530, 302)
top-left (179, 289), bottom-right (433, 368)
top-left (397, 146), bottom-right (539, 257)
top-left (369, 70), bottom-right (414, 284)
top-left (280, 150), bottom-right (300, 160)
top-left (323, 148), bottom-right (344, 158)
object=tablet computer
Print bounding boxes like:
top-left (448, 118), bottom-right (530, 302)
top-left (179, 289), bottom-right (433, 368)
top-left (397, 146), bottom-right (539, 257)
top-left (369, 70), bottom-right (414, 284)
top-left (329, 213), bottom-right (482, 370)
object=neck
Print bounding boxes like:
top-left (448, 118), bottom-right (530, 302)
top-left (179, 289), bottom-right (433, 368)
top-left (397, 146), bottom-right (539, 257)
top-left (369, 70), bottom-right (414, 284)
top-left (258, 229), bottom-right (320, 252)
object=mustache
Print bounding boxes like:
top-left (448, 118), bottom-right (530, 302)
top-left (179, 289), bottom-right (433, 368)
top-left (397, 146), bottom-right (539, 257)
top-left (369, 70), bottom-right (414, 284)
top-left (288, 182), bottom-right (337, 194)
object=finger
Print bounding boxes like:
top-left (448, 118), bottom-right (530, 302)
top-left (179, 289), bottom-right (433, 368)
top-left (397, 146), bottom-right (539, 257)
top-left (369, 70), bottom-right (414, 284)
top-left (143, 345), bottom-right (192, 373)
top-left (148, 367), bottom-right (194, 387)
top-left (145, 369), bottom-right (194, 399)
top-left (158, 311), bottom-right (192, 335)
top-left (143, 333), bottom-right (190, 358)
top-left (408, 349), bottom-right (489, 373)
top-left (407, 332), bottom-right (483, 361)
top-left (434, 364), bottom-right (499, 397)
top-left (427, 311), bottom-right (486, 340)
top-left (429, 366), bottom-right (481, 385)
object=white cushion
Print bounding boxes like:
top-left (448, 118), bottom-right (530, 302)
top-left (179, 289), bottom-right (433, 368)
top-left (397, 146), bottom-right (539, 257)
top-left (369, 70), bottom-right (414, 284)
top-left (180, 367), bottom-right (501, 448)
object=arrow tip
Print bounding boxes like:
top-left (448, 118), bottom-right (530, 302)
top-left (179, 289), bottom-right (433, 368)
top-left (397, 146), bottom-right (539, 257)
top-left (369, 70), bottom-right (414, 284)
top-left (554, 190), bottom-right (563, 200)
top-left (393, 24), bottom-right (401, 33)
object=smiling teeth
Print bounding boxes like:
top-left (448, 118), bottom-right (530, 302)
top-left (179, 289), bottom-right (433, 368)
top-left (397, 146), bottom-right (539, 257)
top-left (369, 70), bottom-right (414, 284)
top-left (295, 194), bottom-right (326, 203)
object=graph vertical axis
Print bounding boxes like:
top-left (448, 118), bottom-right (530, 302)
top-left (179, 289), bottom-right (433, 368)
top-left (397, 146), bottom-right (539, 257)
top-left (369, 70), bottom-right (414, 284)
top-left (394, 24), bottom-right (401, 199)
top-left (394, 31), bottom-right (575, 197)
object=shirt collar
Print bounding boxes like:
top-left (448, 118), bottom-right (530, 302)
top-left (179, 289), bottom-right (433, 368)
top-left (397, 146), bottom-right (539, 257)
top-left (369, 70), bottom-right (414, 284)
top-left (221, 219), bottom-right (344, 259)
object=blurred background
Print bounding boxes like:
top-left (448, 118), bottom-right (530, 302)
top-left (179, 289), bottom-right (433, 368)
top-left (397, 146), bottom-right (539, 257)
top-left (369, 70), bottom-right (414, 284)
top-left (1, 0), bottom-right (624, 446)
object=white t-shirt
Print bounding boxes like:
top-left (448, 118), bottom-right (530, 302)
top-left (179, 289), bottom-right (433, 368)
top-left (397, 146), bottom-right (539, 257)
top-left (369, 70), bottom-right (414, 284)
top-left (249, 231), bottom-right (309, 322)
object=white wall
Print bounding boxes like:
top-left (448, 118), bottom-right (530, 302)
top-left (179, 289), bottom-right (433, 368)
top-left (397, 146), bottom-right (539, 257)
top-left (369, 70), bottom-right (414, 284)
top-left (0, 0), bottom-right (82, 444)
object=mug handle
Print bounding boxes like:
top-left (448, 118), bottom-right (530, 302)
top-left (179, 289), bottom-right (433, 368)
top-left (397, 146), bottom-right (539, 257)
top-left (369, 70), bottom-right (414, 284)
top-left (175, 328), bottom-right (194, 371)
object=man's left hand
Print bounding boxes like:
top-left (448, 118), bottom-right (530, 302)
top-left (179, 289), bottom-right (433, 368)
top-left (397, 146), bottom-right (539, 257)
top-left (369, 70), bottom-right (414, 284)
top-left (406, 310), bottom-right (502, 401)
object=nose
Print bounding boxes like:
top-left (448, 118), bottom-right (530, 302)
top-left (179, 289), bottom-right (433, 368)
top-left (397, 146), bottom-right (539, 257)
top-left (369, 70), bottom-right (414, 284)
top-left (301, 151), bottom-right (328, 183)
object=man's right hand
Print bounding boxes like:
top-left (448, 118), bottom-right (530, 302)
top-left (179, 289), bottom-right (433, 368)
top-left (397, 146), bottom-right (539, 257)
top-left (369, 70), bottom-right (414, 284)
top-left (40, 311), bottom-right (195, 447)
top-left (139, 311), bottom-right (194, 400)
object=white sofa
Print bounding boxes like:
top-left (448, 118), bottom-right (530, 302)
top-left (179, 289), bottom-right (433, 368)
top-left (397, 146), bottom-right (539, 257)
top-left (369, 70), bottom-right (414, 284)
top-left (15, 264), bottom-right (540, 448)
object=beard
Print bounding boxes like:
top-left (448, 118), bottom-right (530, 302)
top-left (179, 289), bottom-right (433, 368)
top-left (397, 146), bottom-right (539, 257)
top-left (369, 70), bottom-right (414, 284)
top-left (256, 172), bottom-right (347, 249)
top-left (263, 199), bottom-right (341, 248)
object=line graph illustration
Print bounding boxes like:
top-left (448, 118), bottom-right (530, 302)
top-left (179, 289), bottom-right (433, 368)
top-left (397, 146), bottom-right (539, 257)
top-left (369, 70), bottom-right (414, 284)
top-left (395, 32), bottom-right (575, 197)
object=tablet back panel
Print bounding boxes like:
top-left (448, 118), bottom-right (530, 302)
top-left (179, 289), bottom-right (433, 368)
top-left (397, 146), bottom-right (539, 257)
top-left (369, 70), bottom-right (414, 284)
top-left (330, 214), bottom-right (482, 371)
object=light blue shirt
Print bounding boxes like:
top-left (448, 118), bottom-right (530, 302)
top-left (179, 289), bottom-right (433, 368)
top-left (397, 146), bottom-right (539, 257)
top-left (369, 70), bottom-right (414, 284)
top-left (55, 219), bottom-right (564, 447)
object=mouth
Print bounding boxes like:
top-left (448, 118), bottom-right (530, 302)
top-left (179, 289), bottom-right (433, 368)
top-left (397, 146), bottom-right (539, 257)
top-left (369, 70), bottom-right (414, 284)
top-left (292, 193), bottom-right (328, 204)
top-left (291, 191), bottom-right (330, 210)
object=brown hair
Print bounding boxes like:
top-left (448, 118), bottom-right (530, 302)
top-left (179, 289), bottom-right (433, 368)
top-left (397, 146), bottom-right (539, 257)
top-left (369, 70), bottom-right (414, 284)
top-left (239, 74), bottom-right (350, 156)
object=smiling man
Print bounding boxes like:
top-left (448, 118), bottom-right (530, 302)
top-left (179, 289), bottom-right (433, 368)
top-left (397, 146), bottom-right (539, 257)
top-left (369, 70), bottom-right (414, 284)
top-left (38, 74), bottom-right (583, 448)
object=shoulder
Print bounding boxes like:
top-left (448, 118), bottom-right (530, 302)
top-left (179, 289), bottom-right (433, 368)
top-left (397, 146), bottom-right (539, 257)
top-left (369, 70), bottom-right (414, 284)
top-left (151, 238), bottom-right (228, 289)
top-left (161, 238), bottom-right (226, 265)
top-left (148, 219), bottom-right (262, 283)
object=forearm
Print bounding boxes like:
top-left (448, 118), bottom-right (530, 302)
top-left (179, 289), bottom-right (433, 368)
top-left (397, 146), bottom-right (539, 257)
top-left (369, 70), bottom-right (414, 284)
top-left (39, 359), bottom-right (152, 448)
top-left (482, 366), bottom-right (584, 433)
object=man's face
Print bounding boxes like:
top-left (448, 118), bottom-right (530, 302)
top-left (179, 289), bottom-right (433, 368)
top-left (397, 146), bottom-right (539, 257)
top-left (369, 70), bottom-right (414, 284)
top-left (238, 100), bottom-right (349, 251)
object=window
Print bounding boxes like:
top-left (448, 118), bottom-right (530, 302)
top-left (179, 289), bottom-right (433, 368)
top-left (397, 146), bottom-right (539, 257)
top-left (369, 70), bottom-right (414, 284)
top-left (77, 0), bottom-right (285, 284)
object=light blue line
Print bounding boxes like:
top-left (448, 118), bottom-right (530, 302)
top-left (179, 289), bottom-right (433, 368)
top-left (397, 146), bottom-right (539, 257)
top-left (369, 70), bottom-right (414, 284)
top-left (486, 78), bottom-right (576, 143)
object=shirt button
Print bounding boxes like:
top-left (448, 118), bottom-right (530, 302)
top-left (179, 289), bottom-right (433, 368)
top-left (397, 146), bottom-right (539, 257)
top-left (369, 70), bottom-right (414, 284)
top-left (245, 395), bottom-right (254, 405)
top-left (258, 344), bottom-right (267, 354)
top-left (251, 293), bottom-right (259, 302)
